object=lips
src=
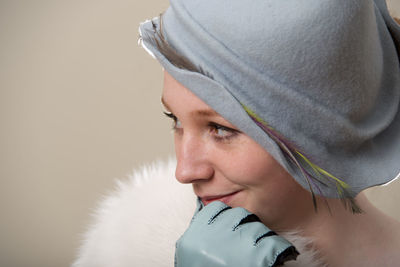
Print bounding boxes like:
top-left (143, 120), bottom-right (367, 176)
top-left (200, 191), bottom-right (241, 206)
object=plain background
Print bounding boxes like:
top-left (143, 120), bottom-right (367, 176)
top-left (0, 1), bottom-right (399, 266)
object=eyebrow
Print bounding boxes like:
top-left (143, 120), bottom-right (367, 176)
top-left (161, 96), bottom-right (220, 117)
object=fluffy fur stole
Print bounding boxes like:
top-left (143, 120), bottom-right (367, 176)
top-left (73, 158), bottom-right (325, 267)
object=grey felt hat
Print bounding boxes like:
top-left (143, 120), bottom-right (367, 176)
top-left (138, 0), bottom-right (400, 206)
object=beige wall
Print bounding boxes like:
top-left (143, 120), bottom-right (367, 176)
top-left (389, 0), bottom-right (400, 17)
top-left (0, 1), bottom-right (399, 266)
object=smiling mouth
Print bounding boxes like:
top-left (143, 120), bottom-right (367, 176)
top-left (200, 191), bottom-right (241, 206)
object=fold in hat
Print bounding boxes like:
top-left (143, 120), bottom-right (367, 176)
top-left (138, 0), bottom-right (400, 208)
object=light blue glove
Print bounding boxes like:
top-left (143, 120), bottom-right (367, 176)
top-left (175, 199), bottom-right (298, 267)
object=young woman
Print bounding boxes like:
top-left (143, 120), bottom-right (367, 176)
top-left (74, 0), bottom-right (400, 266)
top-left (138, 0), bottom-right (400, 265)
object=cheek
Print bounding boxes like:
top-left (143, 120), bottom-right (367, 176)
top-left (208, 137), bottom-right (311, 226)
top-left (223, 142), bottom-right (287, 186)
top-left (221, 142), bottom-right (305, 213)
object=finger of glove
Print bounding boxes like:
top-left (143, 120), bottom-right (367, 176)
top-left (194, 196), bottom-right (204, 214)
top-left (252, 235), bottom-right (297, 267)
top-left (255, 233), bottom-right (294, 249)
top-left (232, 221), bottom-right (276, 245)
top-left (206, 206), bottom-right (254, 231)
top-left (191, 201), bottom-right (231, 226)
top-left (190, 197), bottom-right (205, 223)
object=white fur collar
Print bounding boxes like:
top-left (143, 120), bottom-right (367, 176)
top-left (73, 158), bottom-right (325, 267)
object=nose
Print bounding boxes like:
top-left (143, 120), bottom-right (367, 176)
top-left (175, 134), bottom-right (214, 184)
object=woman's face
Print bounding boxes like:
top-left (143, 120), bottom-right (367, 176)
top-left (162, 70), bottom-right (313, 229)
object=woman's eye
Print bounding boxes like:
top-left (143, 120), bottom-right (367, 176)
top-left (163, 112), bottom-right (181, 129)
top-left (163, 112), bottom-right (238, 141)
top-left (209, 123), bottom-right (238, 141)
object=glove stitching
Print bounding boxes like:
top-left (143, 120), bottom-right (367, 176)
top-left (253, 231), bottom-right (277, 246)
top-left (208, 206), bottom-right (231, 225)
top-left (268, 246), bottom-right (297, 267)
top-left (232, 213), bottom-right (261, 231)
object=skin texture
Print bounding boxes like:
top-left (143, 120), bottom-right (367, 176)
top-left (162, 70), bottom-right (400, 266)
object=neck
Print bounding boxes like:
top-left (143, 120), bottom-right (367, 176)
top-left (289, 193), bottom-right (400, 266)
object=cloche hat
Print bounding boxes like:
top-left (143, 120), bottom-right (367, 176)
top-left (139, 0), bottom-right (400, 212)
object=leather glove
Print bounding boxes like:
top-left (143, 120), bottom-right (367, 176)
top-left (174, 198), bottom-right (299, 267)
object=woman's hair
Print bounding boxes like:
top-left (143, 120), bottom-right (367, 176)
top-left (147, 14), bottom-right (213, 78)
top-left (139, 13), bottom-right (400, 214)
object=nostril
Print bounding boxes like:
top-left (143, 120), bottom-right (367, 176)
top-left (175, 166), bottom-right (191, 184)
top-left (174, 134), bottom-right (214, 183)
top-left (175, 159), bottom-right (214, 184)
top-left (175, 160), bottom-right (194, 184)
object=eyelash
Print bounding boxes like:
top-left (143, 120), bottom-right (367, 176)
top-left (163, 112), bottom-right (239, 142)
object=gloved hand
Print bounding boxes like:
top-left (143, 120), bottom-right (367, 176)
top-left (174, 198), bottom-right (299, 267)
